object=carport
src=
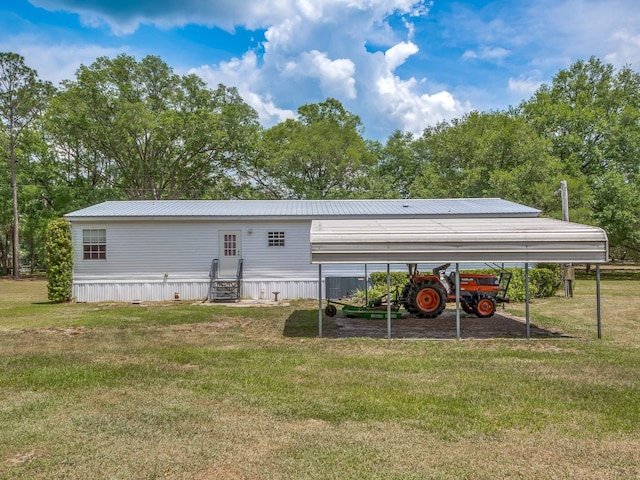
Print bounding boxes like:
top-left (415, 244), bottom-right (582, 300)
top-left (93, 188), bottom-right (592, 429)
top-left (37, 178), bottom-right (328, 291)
top-left (310, 217), bottom-right (609, 339)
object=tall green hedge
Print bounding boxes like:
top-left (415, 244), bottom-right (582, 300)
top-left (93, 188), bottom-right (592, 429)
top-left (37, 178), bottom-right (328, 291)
top-left (45, 218), bottom-right (73, 302)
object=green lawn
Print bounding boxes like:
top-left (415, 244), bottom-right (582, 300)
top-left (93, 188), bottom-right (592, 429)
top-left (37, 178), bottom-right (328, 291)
top-left (1, 278), bottom-right (639, 479)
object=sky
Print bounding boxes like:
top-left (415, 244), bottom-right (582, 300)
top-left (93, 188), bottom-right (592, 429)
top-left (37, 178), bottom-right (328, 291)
top-left (2, 0), bottom-right (639, 140)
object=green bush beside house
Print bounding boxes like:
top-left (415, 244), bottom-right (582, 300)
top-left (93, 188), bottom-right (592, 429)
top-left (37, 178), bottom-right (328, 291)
top-left (45, 218), bottom-right (73, 302)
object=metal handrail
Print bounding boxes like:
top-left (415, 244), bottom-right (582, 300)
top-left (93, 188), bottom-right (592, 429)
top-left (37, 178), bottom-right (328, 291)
top-left (236, 258), bottom-right (243, 279)
top-left (209, 258), bottom-right (219, 279)
top-left (208, 259), bottom-right (218, 301)
top-left (236, 258), bottom-right (243, 299)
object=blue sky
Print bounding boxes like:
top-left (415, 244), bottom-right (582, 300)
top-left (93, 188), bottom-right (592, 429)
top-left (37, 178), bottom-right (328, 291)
top-left (2, 0), bottom-right (639, 140)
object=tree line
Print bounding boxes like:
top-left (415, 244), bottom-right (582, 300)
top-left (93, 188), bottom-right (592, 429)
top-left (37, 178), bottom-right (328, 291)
top-left (1, 53), bottom-right (639, 277)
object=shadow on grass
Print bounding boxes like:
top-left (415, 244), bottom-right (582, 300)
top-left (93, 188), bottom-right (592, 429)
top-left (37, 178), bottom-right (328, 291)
top-left (283, 309), bottom-right (568, 339)
top-left (283, 309), bottom-right (331, 337)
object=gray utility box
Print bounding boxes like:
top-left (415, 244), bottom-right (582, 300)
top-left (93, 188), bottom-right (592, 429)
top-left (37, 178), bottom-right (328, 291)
top-left (326, 277), bottom-right (368, 300)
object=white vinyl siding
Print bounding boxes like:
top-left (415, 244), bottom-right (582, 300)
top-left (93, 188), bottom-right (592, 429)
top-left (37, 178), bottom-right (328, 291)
top-left (73, 221), bottom-right (215, 279)
top-left (70, 217), bottom-right (422, 301)
top-left (242, 222), bottom-right (309, 279)
top-left (71, 219), bottom-right (352, 283)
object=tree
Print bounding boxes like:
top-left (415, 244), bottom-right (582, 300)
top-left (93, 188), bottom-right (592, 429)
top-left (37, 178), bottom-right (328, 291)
top-left (405, 110), bottom-right (588, 218)
top-left (592, 170), bottom-right (640, 260)
top-left (45, 218), bottom-right (73, 302)
top-left (0, 52), bottom-right (52, 279)
top-left (521, 57), bottom-right (640, 256)
top-left (0, 142), bottom-right (11, 274)
top-left (252, 98), bottom-right (375, 199)
top-left (47, 54), bottom-right (261, 200)
top-left (375, 130), bottom-right (419, 198)
top-left (521, 57), bottom-right (638, 177)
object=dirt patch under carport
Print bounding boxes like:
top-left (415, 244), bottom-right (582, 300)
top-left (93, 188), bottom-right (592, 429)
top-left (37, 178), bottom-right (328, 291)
top-left (326, 309), bottom-right (567, 339)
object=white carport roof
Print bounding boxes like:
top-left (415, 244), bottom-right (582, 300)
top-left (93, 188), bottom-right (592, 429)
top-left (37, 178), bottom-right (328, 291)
top-left (311, 216), bottom-right (608, 340)
top-left (310, 217), bottom-right (608, 265)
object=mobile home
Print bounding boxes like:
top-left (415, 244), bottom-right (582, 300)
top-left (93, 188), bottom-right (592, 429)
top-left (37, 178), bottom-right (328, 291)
top-left (64, 198), bottom-right (540, 302)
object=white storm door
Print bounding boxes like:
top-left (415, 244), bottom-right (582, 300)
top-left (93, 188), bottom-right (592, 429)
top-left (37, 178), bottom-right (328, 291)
top-left (219, 230), bottom-right (242, 277)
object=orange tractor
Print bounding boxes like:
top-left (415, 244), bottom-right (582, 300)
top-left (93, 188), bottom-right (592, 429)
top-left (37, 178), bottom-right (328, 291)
top-left (401, 263), bottom-right (511, 318)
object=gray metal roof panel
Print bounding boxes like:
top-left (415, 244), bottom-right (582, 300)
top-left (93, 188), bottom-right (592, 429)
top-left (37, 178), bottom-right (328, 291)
top-left (64, 198), bottom-right (540, 219)
top-left (310, 217), bottom-right (609, 264)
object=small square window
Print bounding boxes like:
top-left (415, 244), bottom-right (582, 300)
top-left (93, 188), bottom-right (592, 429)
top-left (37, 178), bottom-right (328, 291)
top-left (83, 229), bottom-right (106, 260)
top-left (268, 231), bottom-right (285, 247)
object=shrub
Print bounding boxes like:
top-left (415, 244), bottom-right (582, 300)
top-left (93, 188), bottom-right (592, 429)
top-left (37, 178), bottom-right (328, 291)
top-left (351, 284), bottom-right (404, 305)
top-left (369, 271), bottom-right (408, 287)
top-left (350, 271), bottom-right (408, 305)
top-left (530, 267), bottom-right (563, 298)
top-left (505, 268), bottom-right (533, 302)
top-left (503, 265), bottom-right (562, 302)
top-left (45, 218), bottom-right (73, 302)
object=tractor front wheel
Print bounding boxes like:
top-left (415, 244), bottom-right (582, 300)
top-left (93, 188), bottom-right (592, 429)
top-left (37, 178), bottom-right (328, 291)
top-left (475, 296), bottom-right (496, 318)
top-left (409, 281), bottom-right (446, 318)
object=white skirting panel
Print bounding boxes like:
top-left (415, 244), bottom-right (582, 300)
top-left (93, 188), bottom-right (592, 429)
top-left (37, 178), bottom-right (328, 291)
top-left (73, 281), bottom-right (209, 303)
top-left (241, 280), bottom-right (323, 300)
top-left (73, 280), bottom-right (325, 302)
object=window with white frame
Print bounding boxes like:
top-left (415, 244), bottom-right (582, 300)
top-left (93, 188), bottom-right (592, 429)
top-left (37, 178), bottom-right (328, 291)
top-left (268, 231), bottom-right (285, 247)
top-left (83, 229), bottom-right (106, 260)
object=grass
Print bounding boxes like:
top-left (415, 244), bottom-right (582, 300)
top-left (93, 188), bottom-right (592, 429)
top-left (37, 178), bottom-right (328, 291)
top-left (1, 278), bottom-right (640, 479)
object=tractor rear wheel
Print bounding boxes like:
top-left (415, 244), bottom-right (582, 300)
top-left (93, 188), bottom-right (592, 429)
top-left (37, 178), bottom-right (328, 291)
top-left (474, 296), bottom-right (496, 318)
top-left (409, 281), bottom-right (446, 318)
top-left (401, 283), bottom-right (418, 314)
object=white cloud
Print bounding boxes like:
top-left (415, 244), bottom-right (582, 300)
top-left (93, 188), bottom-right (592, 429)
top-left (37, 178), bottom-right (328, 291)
top-left (0, 36), bottom-right (123, 85)
top-left (193, 48), bottom-right (356, 123)
top-left (22, 0), bottom-right (465, 138)
top-left (296, 51), bottom-right (357, 99)
top-left (190, 51), bottom-right (295, 127)
top-left (183, 0), bottom-right (459, 137)
top-left (605, 31), bottom-right (640, 68)
top-left (240, 90), bottom-right (297, 126)
top-left (372, 46), bottom-right (468, 135)
top-left (385, 42), bottom-right (419, 71)
top-left (375, 77), bottom-right (467, 135)
top-left (508, 75), bottom-right (542, 95)
top-left (29, 0), bottom-right (433, 35)
top-left (524, 0), bottom-right (640, 68)
top-left (462, 46), bottom-right (510, 62)
top-left (12, 0), bottom-right (640, 143)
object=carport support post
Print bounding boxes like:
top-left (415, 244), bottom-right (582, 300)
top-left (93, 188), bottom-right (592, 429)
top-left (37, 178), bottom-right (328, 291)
top-left (318, 264), bottom-right (323, 338)
top-left (455, 263), bottom-right (461, 339)
top-left (365, 264), bottom-right (368, 306)
top-left (525, 263), bottom-right (530, 339)
top-left (597, 264), bottom-right (602, 339)
top-left (387, 264), bottom-right (392, 340)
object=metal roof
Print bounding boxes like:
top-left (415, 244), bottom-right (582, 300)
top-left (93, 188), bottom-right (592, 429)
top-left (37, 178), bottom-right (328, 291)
top-left (64, 198), bottom-right (540, 220)
top-left (310, 217), bottom-right (609, 264)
